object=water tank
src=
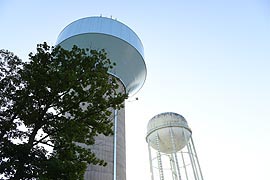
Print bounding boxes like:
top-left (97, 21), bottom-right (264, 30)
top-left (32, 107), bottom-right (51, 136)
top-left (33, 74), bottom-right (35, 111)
top-left (56, 16), bottom-right (146, 96)
top-left (146, 112), bottom-right (192, 154)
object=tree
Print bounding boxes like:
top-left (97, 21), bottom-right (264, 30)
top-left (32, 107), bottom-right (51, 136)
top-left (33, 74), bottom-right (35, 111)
top-left (0, 43), bottom-right (127, 179)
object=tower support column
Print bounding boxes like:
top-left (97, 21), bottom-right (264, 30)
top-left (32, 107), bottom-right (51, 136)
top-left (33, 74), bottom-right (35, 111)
top-left (84, 80), bottom-right (126, 180)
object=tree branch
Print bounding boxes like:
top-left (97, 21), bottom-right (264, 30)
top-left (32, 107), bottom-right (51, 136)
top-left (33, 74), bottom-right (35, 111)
top-left (34, 139), bottom-right (54, 148)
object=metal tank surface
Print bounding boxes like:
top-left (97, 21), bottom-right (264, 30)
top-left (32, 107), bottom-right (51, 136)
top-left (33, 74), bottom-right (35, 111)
top-left (146, 112), bottom-right (204, 180)
top-left (147, 112), bottom-right (192, 154)
top-left (56, 16), bottom-right (146, 96)
top-left (56, 17), bottom-right (146, 180)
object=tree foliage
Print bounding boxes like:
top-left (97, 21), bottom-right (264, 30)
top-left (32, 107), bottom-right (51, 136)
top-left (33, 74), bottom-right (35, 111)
top-left (0, 43), bottom-right (127, 179)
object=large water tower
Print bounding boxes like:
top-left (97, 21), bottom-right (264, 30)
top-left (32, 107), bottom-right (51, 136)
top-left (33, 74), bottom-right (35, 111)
top-left (146, 112), bottom-right (204, 180)
top-left (56, 17), bottom-right (146, 180)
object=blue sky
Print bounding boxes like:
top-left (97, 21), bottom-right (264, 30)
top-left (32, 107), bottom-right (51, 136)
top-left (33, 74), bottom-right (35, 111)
top-left (1, 0), bottom-right (270, 180)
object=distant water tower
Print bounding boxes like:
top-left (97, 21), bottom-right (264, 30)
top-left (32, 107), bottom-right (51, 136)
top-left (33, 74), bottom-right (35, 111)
top-left (56, 17), bottom-right (146, 180)
top-left (146, 112), bottom-right (204, 180)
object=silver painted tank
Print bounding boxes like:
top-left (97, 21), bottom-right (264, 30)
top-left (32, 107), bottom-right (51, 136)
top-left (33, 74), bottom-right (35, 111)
top-left (56, 16), bottom-right (146, 96)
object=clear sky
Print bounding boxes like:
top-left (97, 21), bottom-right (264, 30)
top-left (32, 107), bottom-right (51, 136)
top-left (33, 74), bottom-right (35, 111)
top-left (1, 0), bottom-right (270, 180)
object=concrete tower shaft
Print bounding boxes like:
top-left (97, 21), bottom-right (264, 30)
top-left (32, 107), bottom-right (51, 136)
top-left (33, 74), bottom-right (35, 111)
top-left (83, 80), bottom-right (126, 180)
